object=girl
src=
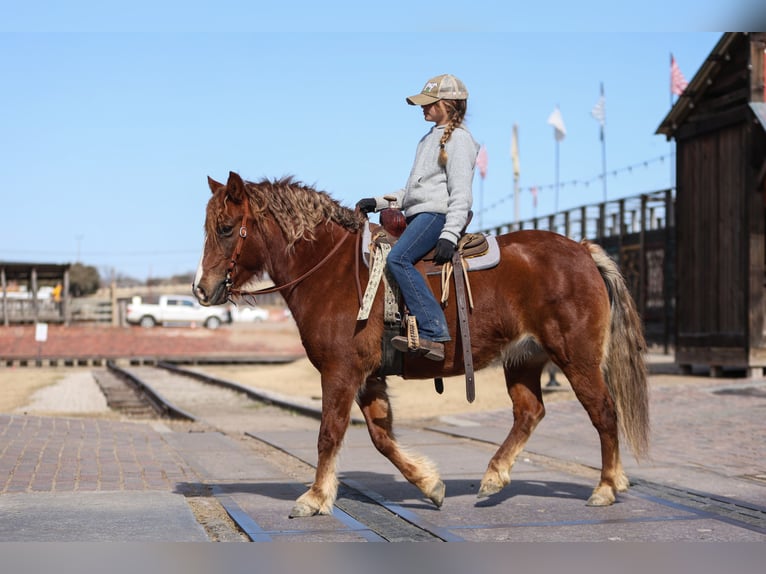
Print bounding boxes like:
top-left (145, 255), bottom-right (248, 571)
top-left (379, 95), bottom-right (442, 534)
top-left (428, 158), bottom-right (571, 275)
top-left (357, 74), bottom-right (479, 361)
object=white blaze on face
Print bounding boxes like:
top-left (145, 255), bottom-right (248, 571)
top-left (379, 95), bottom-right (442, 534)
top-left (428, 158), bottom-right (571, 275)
top-left (193, 245), bottom-right (206, 295)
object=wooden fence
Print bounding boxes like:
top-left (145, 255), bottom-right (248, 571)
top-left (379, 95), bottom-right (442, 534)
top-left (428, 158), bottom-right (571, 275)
top-left (482, 189), bottom-right (675, 349)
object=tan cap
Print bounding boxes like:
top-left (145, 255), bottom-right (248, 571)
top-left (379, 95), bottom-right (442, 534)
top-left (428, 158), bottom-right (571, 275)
top-left (406, 74), bottom-right (469, 106)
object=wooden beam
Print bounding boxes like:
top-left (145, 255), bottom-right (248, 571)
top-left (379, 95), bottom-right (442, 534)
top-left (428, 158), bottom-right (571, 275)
top-left (675, 105), bottom-right (750, 140)
top-left (750, 36), bottom-right (765, 103)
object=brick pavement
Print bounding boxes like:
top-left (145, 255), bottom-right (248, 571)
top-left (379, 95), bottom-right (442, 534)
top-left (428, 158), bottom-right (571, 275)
top-left (0, 414), bottom-right (198, 494)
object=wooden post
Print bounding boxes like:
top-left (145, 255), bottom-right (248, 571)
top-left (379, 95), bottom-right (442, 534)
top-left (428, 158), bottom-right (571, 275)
top-left (63, 268), bottom-right (71, 326)
top-left (31, 267), bottom-right (39, 323)
top-left (664, 188), bottom-right (674, 353)
top-left (639, 194), bottom-right (648, 317)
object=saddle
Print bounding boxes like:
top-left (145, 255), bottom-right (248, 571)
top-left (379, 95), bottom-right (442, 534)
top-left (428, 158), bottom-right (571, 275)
top-left (359, 208), bottom-right (499, 402)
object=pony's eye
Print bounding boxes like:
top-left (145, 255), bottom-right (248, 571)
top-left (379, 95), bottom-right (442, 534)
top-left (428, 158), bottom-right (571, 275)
top-left (217, 225), bottom-right (234, 237)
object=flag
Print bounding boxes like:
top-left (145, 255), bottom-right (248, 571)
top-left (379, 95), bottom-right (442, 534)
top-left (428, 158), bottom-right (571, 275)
top-left (530, 185), bottom-right (538, 208)
top-left (671, 54), bottom-right (688, 96)
top-left (547, 106), bottom-right (566, 141)
top-left (591, 83), bottom-right (605, 142)
top-left (511, 124), bottom-right (520, 179)
top-left (591, 84), bottom-right (606, 128)
top-left (476, 144), bottom-right (488, 179)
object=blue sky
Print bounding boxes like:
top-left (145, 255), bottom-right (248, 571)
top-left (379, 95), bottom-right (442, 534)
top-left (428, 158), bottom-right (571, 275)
top-left (0, 2), bottom-right (757, 280)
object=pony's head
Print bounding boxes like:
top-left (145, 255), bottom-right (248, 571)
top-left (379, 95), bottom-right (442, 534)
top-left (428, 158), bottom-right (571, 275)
top-left (193, 171), bottom-right (362, 306)
top-left (193, 171), bottom-right (259, 306)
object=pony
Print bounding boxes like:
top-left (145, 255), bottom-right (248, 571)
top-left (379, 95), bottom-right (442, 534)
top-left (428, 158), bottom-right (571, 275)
top-left (193, 171), bottom-right (649, 518)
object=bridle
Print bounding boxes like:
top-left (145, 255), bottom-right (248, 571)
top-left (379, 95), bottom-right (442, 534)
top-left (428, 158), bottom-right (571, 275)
top-left (222, 196), bottom-right (354, 302)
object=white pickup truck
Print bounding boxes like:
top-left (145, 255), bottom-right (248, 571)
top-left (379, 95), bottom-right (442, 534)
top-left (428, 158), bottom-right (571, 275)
top-left (126, 294), bottom-right (230, 329)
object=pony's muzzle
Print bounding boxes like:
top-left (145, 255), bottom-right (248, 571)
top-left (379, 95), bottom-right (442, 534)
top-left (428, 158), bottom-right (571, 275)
top-left (193, 280), bottom-right (229, 307)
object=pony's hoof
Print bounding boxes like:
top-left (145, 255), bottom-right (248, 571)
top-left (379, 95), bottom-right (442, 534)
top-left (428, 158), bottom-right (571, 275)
top-left (477, 479), bottom-right (503, 499)
top-left (289, 501), bottom-right (319, 518)
top-left (427, 480), bottom-right (445, 508)
top-left (586, 487), bottom-right (615, 507)
top-left (615, 473), bottom-right (631, 492)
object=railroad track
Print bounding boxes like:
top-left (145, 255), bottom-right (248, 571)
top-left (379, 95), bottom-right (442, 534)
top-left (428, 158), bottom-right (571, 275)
top-left (99, 364), bottom-right (766, 542)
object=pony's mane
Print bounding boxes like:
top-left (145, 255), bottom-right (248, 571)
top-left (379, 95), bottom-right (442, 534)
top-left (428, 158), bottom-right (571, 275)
top-left (211, 176), bottom-right (363, 251)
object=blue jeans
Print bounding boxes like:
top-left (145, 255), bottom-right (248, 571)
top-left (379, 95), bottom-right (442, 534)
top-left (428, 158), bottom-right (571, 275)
top-left (387, 212), bottom-right (451, 342)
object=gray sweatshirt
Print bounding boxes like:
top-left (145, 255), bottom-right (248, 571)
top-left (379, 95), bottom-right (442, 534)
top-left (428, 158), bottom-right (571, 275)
top-left (375, 124), bottom-right (480, 244)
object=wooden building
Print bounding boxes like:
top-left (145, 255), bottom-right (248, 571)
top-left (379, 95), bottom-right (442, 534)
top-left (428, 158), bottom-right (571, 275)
top-left (657, 32), bottom-right (766, 376)
top-left (0, 262), bottom-right (71, 326)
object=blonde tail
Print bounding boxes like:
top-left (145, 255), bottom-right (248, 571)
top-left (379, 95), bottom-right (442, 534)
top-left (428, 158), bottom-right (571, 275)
top-left (586, 241), bottom-right (650, 460)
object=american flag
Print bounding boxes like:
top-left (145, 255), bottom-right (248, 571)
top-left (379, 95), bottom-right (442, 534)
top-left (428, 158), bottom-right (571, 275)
top-left (476, 144), bottom-right (488, 179)
top-left (671, 54), bottom-right (688, 96)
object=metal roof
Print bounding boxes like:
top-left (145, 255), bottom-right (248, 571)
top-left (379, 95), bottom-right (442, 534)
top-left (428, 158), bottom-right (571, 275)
top-left (0, 262), bottom-right (72, 281)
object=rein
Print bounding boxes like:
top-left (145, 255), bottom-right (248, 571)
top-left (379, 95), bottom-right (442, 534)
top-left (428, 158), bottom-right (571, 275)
top-left (224, 198), bottom-right (356, 301)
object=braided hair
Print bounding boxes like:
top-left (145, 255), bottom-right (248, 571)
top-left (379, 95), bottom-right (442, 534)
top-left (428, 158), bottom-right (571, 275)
top-left (437, 99), bottom-right (468, 168)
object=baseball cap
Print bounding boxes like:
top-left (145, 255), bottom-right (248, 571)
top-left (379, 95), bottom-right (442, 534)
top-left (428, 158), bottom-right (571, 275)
top-left (406, 74), bottom-right (469, 106)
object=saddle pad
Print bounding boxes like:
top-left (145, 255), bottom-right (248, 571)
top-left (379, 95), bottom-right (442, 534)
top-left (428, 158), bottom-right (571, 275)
top-left (361, 221), bottom-right (501, 271)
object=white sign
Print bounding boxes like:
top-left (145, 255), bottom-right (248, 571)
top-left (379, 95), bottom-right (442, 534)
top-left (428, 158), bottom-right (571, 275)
top-left (35, 323), bottom-right (48, 343)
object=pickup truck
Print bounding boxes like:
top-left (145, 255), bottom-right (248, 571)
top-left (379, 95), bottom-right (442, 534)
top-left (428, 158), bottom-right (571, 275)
top-left (126, 294), bottom-right (230, 329)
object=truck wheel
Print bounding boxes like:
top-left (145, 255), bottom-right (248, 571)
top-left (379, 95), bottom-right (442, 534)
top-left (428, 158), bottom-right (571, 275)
top-left (205, 316), bottom-right (222, 330)
top-left (139, 316), bottom-right (156, 328)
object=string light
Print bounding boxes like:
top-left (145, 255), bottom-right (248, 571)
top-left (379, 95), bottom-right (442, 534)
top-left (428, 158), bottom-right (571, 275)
top-left (477, 153), bottom-right (673, 215)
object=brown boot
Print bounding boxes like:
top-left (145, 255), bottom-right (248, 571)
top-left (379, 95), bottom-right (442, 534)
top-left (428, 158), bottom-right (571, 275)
top-left (391, 336), bottom-right (445, 361)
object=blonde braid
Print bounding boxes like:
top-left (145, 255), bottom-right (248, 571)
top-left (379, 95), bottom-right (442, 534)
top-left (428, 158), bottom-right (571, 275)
top-left (437, 99), bottom-right (467, 168)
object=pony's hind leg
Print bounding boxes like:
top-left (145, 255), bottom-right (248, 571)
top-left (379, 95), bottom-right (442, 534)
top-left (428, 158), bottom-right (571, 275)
top-left (356, 375), bottom-right (445, 507)
top-left (562, 364), bottom-right (625, 506)
top-left (478, 358), bottom-right (547, 498)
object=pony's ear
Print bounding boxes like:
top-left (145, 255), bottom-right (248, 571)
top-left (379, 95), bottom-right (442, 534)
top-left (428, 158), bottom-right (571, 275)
top-left (226, 171), bottom-right (247, 204)
top-left (207, 176), bottom-right (224, 194)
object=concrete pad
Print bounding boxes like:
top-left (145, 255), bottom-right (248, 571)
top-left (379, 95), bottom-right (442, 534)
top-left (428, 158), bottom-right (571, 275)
top-left (0, 491), bottom-right (208, 542)
top-left (163, 431), bottom-right (291, 482)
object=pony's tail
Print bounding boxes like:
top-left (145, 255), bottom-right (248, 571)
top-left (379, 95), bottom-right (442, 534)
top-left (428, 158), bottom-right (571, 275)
top-left (585, 241), bottom-right (650, 460)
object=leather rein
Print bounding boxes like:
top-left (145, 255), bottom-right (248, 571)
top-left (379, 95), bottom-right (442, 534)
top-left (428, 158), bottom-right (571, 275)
top-left (223, 197), bottom-right (359, 303)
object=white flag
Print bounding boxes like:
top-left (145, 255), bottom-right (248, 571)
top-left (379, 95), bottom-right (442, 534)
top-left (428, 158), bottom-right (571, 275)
top-left (510, 124), bottom-right (520, 179)
top-left (547, 106), bottom-right (566, 141)
top-left (591, 89), bottom-right (605, 127)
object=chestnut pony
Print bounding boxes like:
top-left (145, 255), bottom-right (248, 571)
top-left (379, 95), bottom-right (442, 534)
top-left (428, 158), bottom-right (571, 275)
top-left (193, 172), bottom-right (649, 518)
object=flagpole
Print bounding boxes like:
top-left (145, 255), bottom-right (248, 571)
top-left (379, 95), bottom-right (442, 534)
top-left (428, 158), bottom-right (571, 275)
top-left (600, 83), bottom-right (607, 203)
top-left (475, 144), bottom-right (488, 230)
top-left (479, 176), bottom-right (484, 229)
top-left (554, 139), bottom-right (559, 213)
top-left (547, 106), bottom-right (565, 214)
top-left (601, 128), bottom-right (607, 202)
top-left (669, 53), bottom-right (675, 190)
top-left (512, 124), bottom-right (520, 225)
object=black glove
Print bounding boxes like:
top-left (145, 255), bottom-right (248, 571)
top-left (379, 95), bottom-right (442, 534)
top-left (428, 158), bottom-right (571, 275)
top-left (355, 198), bottom-right (377, 214)
top-left (433, 238), bottom-right (456, 264)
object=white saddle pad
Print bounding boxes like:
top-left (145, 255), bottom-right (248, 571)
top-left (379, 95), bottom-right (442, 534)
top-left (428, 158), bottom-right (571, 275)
top-left (361, 222), bottom-right (501, 271)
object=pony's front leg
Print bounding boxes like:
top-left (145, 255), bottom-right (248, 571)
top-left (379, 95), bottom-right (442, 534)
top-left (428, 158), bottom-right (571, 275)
top-left (478, 362), bottom-right (546, 498)
top-left (356, 376), bottom-right (444, 507)
top-left (289, 369), bottom-right (358, 518)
